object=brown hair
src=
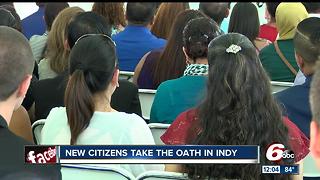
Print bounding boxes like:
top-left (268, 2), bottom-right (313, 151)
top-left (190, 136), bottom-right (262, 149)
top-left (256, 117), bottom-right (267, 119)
top-left (151, 3), bottom-right (189, 39)
top-left (92, 3), bottom-right (126, 30)
top-left (46, 7), bottom-right (84, 74)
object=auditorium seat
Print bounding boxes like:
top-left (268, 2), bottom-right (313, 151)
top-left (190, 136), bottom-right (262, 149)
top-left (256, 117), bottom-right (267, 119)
top-left (139, 89), bottom-right (156, 120)
top-left (31, 119), bottom-right (46, 144)
top-left (136, 170), bottom-right (188, 180)
top-left (270, 81), bottom-right (294, 93)
top-left (148, 123), bottom-right (170, 145)
top-left (303, 153), bottom-right (320, 179)
top-left (119, 71), bottom-right (134, 82)
top-left (61, 164), bottom-right (135, 180)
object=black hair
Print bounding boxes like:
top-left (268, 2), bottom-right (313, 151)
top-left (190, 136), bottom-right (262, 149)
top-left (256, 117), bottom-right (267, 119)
top-left (185, 33), bottom-right (291, 179)
top-left (126, 3), bottom-right (157, 25)
top-left (44, 3), bottom-right (69, 31)
top-left (266, 2), bottom-right (281, 19)
top-left (302, 2), bottom-right (320, 13)
top-left (198, 2), bottom-right (230, 25)
top-left (182, 17), bottom-right (221, 61)
top-left (65, 35), bottom-right (118, 145)
top-left (67, 12), bottom-right (112, 49)
top-left (228, 3), bottom-right (260, 43)
top-left (294, 17), bottom-right (320, 64)
top-left (0, 5), bottom-right (22, 32)
top-left (0, 8), bottom-right (17, 30)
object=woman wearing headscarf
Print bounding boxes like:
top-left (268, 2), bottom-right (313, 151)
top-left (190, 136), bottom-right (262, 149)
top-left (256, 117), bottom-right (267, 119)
top-left (259, 3), bottom-right (308, 82)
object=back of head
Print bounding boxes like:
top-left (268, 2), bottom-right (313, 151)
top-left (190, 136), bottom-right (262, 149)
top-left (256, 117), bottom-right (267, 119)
top-left (126, 3), bottom-right (156, 26)
top-left (44, 3), bottom-right (69, 31)
top-left (65, 35), bottom-right (117, 145)
top-left (47, 6), bottom-right (84, 74)
top-left (266, 2), bottom-right (281, 19)
top-left (303, 2), bottom-right (320, 14)
top-left (199, 2), bottom-right (230, 25)
top-left (276, 3), bottom-right (308, 40)
top-left (311, 62), bottom-right (320, 125)
top-left (0, 5), bottom-right (22, 32)
top-left (92, 3), bottom-right (126, 28)
top-left (294, 17), bottom-right (320, 66)
top-left (0, 8), bottom-right (18, 30)
top-left (228, 3), bottom-right (259, 43)
top-left (153, 10), bottom-right (206, 87)
top-left (67, 12), bottom-right (112, 49)
top-left (151, 3), bottom-right (189, 39)
top-left (183, 17), bottom-right (221, 61)
top-left (0, 26), bottom-right (34, 101)
top-left (185, 33), bottom-right (290, 179)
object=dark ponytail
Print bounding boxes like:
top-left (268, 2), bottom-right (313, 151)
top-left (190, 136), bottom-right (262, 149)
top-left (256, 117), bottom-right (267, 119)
top-left (64, 34), bottom-right (117, 145)
top-left (65, 70), bottom-right (94, 145)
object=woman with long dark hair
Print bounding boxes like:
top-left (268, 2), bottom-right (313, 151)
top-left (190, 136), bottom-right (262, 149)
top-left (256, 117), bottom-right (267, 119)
top-left (41, 34), bottom-right (163, 176)
top-left (163, 33), bottom-right (308, 179)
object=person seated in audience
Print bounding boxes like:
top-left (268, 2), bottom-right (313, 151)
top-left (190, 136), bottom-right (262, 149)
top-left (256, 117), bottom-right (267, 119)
top-left (133, 10), bottom-right (205, 89)
top-left (32, 12), bottom-right (142, 122)
top-left (112, 3), bottom-right (166, 71)
top-left (258, 3), bottom-right (280, 42)
top-left (41, 34), bottom-right (163, 177)
top-left (38, 7), bottom-right (84, 80)
top-left (0, 26), bottom-right (61, 179)
top-left (198, 2), bottom-right (230, 34)
top-left (30, 3), bottom-right (69, 64)
top-left (259, 3), bottom-right (308, 82)
top-left (228, 3), bottom-right (271, 53)
top-left (310, 62), bottom-right (320, 169)
top-left (150, 17), bottom-right (221, 124)
top-left (22, 2), bottom-right (46, 39)
top-left (91, 3), bottom-right (126, 35)
top-left (163, 33), bottom-right (308, 179)
top-left (151, 3), bottom-right (189, 40)
top-left (276, 17), bottom-right (320, 139)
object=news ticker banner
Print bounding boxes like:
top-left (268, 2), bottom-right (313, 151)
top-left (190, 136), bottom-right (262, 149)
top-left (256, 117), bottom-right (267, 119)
top-left (25, 145), bottom-right (259, 164)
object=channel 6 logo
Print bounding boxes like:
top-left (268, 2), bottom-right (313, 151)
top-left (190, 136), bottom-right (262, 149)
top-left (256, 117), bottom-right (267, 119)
top-left (266, 143), bottom-right (295, 163)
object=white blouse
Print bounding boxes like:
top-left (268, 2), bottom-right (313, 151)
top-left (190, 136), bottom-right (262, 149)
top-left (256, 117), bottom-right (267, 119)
top-left (41, 107), bottom-right (164, 177)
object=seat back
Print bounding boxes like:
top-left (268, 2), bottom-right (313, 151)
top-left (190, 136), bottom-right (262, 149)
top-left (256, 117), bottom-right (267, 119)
top-left (136, 170), bottom-right (188, 180)
top-left (139, 89), bottom-right (156, 120)
top-left (119, 71), bottom-right (134, 82)
top-left (303, 153), bottom-right (320, 178)
top-left (148, 123), bottom-right (170, 145)
top-left (61, 164), bottom-right (135, 180)
top-left (31, 119), bottom-right (46, 144)
top-left (270, 81), bottom-right (293, 93)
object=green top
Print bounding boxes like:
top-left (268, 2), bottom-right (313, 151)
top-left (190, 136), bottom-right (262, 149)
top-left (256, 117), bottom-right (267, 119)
top-left (150, 76), bottom-right (207, 124)
top-left (259, 39), bottom-right (299, 82)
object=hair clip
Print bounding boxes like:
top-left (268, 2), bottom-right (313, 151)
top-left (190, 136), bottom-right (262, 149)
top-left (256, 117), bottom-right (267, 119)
top-left (226, 44), bottom-right (241, 54)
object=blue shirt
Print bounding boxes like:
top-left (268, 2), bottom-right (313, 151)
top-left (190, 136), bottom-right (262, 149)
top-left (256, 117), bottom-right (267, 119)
top-left (112, 25), bottom-right (166, 71)
top-left (275, 75), bottom-right (312, 138)
top-left (22, 7), bottom-right (46, 40)
top-left (150, 76), bottom-right (207, 124)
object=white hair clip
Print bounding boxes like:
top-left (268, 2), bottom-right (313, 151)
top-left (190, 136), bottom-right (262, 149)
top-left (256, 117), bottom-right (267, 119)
top-left (226, 44), bottom-right (241, 54)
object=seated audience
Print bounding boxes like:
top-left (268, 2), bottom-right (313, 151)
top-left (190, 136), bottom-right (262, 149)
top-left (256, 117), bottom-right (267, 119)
top-left (198, 2), bottom-right (230, 34)
top-left (258, 3), bottom-right (280, 42)
top-left (151, 3), bottom-right (189, 40)
top-left (41, 34), bottom-right (163, 177)
top-left (228, 3), bottom-right (271, 53)
top-left (33, 12), bottom-right (142, 122)
top-left (30, 3), bottom-right (69, 64)
top-left (163, 33), bottom-right (307, 179)
top-left (259, 3), bottom-right (308, 82)
top-left (22, 2), bottom-right (46, 39)
top-left (0, 26), bottom-right (61, 179)
top-left (38, 7), bottom-right (84, 80)
top-left (150, 17), bottom-right (221, 124)
top-left (133, 10), bottom-right (205, 89)
top-left (310, 62), bottom-right (320, 169)
top-left (91, 2), bottom-right (126, 35)
top-left (112, 3), bottom-right (166, 71)
top-left (276, 17), bottom-right (320, 138)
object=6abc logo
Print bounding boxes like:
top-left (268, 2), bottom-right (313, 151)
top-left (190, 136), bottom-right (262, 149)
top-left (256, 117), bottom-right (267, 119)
top-left (266, 143), bottom-right (295, 164)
